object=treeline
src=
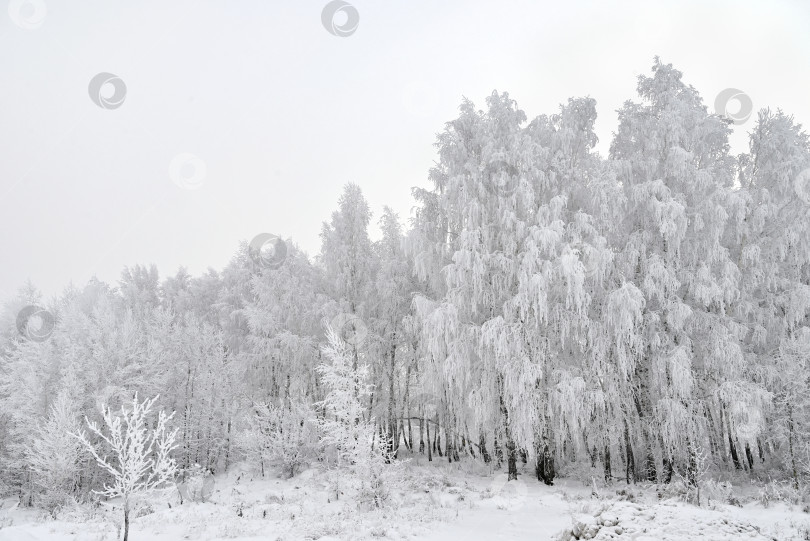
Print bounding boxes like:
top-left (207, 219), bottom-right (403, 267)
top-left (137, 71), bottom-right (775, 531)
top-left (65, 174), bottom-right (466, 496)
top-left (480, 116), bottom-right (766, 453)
top-left (2, 59), bottom-right (810, 509)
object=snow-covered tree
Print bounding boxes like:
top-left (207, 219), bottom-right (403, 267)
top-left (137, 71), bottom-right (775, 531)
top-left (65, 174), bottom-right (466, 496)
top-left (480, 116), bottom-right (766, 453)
top-left (2, 57), bottom-right (809, 517)
top-left (320, 184), bottom-right (376, 371)
top-left (73, 394), bottom-right (178, 541)
top-left (244, 241), bottom-right (326, 404)
top-left (608, 58), bottom-right (748, 481)
top-left (370, 207), bottom-right (415, 457)
top-left (27, 391), bottom-right (83, 514)
top-left (734, 109), bottom-right (810, 483)
top-left (411, 91), bottom-right (610, 482)
top-left (237, 400), bottom-right (319, 479)
top-left (316, 328), bottom-right (400, 507)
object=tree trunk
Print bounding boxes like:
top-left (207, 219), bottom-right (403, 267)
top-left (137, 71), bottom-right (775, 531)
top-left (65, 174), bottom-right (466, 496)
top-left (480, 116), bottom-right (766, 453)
top-left (506, 438), bottom-right (518, 481)
top-left (536, 436), bottom-right (555, 485)
top-left (663, 454), bottom-right (674, 483)
top-left (723, 404), bottom-right (741, 469)
top-left (788, 402), bottom-right (799, 490)
top-left (419, 415), bottom-right (425, 454)
top-left (480, 432), bottom-right (491, 463)
top-left (686, 440), bottom-right (698, 488)
top-left (728, 429), bottom-right (742, 470)
top-left (497, 377), bottom-right (518, 480)
top-left (123, 499), bottom-right (130, 541)
top-left (660, 434), bottom-right (673, 483)
top-left (367, 391), bottom-right (375, 425)
top-left (403, 364), bottom-right (413, 452)
top-left (624, 420), bottom-right (634, 484)
top-left (745, 443), bottom-right (754, 471)
top-left (704, 405), bottom-right (720, 461)
top-left (426, 415), bottom-right (432, 461)
top-left (603, 443), bottom-right (612, 484)
top-left (400, 420), bottom-right (409, 450)
top-left (387, 337), bottom-right (398, 459)
top-left (633, 353), bottom-right (657, 482)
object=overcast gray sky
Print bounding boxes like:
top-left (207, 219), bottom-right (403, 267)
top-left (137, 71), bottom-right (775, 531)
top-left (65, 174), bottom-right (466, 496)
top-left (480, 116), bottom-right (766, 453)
top-left (2, 0), bottom-right (808, 301)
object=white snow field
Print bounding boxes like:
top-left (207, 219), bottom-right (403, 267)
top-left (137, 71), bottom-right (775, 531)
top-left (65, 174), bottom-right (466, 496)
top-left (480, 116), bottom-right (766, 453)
top-left (2, 458), bottom-right (809, 541)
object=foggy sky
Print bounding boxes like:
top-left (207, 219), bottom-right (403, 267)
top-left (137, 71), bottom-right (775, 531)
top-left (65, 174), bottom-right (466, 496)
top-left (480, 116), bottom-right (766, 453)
top-left (2, 0), bottom-right (808, 301)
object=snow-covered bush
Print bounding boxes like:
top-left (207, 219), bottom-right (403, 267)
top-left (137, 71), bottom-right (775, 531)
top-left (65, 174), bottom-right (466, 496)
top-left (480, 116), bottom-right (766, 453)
top-left (236, 401), bottom-right (319, 479)
top-left (177, 463), bottom-right (215, 503)
top-left (703, 479), bottom-right (742, 507)
top-left (27, 393), bottom-right (83, 515)
top-left (316, 328), bottom-right (405, 508)
top-left (658, 478), bottom-right (689, 501)
top-left (757, 479), bottom-right (806, 507)
top-left (355, 435), bottom-right (404, 510)
top-left (558, 461), bottom-right (606, 488)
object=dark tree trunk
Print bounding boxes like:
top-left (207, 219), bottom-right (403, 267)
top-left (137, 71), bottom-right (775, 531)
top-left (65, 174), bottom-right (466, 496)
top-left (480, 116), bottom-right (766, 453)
top-left (419, 415), bottom-right (425, 454)
top-left (387, 338), bottom-right (398, 460)
top-left (506, 438), bottom-right (518, 481)
top-left (123, 501), bottom-right (130, 541)
top-left (624, 420), bottom-right (634, 484)
top-left (535, 440), bottom-right (555, 485)
top-left (705, 405), bottom-right (720, 460)
top-left (497, 378), bottom-right (518, 480)
top-left (687, 440), bottom-right (698, 488)
top-left (643, 449), bottom-right (657, 482)
top-left (426, 416), bottom-right (432, 461)
top-left (663, 454), bottom-right (674, 483)
top-left (720, 402), bottom-right (741, 469)
top-left (727, 424), bottom-right (741, 469)
top-left (788, 403), bottom-right (799, 489)
top-left (603, 443), bottom-right (612, 484)
top-left (633, 351), bottom-right (657, 482)
top-left (400, 420), bottom-right (409, 451)
top-left (660, 434), bottom-right (673, 484)
top-left (480, 433), bottom-right (491, 463)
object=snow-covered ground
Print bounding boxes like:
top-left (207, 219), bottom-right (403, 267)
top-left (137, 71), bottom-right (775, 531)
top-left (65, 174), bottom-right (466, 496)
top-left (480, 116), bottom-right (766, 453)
top-left (1, 459), bottom-right (809, 541)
